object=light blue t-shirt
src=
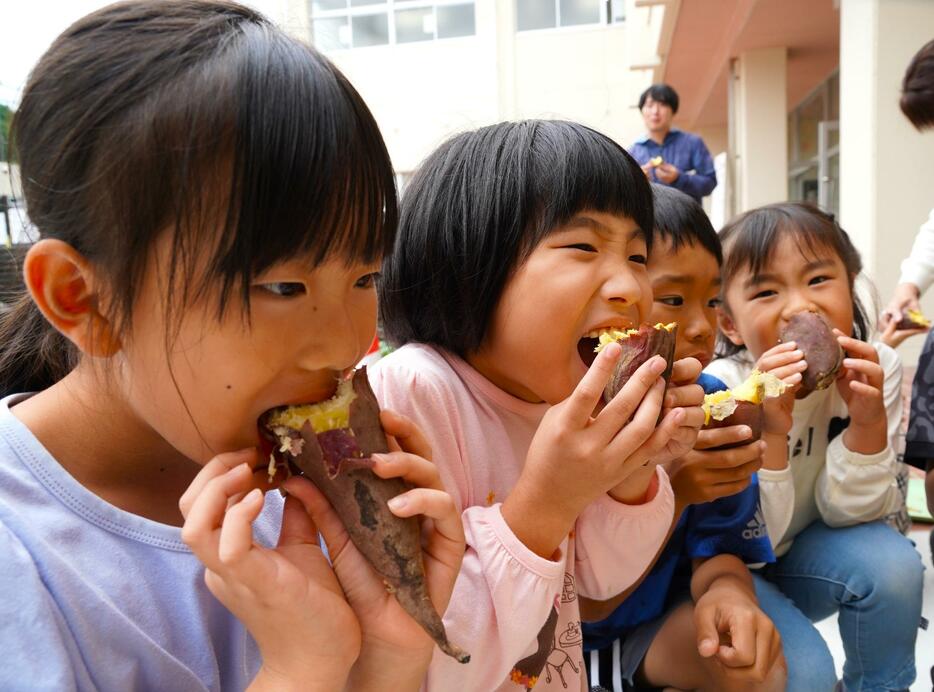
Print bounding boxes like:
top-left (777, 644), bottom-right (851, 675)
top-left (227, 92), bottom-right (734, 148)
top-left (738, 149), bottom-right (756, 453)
top-left (0, 394), bottom-right (284, 691)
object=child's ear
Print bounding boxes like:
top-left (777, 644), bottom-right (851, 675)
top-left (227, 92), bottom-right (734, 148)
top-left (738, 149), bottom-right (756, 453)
top-left (717, 307), bottom-right (745, 347)
top-left (23, 239), bottom-right (122, 357)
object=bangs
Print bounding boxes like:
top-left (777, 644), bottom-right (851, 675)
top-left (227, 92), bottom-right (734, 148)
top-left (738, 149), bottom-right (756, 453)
top-left (105, 20), bottom-right (396, 320)
top-left (523, 121), bottom-right (654, 255)
top-left (720, 203), bottom-right (860, 283)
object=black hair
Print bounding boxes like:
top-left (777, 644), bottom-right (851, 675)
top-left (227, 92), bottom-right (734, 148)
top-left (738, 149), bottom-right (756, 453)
top-left (901, 39), bottom-right (934, 131)
top-left (651, 184), bottom-right (721, 265)
top-left (638, 84), bottom-right (679, 114)
top-left (1, 0), bottom-right (396, 396)
top-left (379, 120), bottom-right (653, 356)
top-left (716, 202), bottom-right (870, 357)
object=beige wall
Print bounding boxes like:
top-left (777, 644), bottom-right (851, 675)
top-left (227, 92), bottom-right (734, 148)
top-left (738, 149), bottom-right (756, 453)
top-left (840, 0), bottom-right (934, 363)
top-left (733, 47), bottom-right (789, 212)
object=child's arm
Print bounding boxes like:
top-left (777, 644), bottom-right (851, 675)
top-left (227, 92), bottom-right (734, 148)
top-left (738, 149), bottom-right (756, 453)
top-left (816, 336), bottom-right (904, 526)
top-left (690, 555), bottom-right (785, 683)
top-left (752, 343), bottom-right (802, 549)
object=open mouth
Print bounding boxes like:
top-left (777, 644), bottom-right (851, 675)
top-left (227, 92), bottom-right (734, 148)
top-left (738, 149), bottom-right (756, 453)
top-left (577, 327), bottom-right (637, 368)
top-left (577, 337), bottom-right (600, 367)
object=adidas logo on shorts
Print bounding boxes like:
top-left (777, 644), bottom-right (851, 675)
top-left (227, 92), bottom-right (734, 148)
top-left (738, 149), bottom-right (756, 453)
top-left (742, 508), bottom-right (768, 540)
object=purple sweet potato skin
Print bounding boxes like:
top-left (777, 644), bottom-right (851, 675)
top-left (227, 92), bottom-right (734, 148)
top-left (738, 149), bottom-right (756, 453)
top-left (604, 324), bottom-right (677, 404)
top-left (703, 401), bottom-right (763, 450)
top-left (266, 368), bottom-right (469, 663)
top-left (779, 312), bottom-right (843, 397)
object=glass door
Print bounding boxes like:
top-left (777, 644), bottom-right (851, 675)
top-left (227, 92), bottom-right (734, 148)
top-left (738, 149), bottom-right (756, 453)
top-left (818, 120), bottom-right (839, 216)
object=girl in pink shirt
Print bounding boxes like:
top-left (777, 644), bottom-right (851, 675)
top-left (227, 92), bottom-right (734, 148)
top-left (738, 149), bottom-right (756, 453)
top-left (370, 120), bottom-right (705, 691)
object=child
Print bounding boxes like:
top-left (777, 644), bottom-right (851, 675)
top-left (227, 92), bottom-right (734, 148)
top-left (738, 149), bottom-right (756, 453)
top-left (708, 202), bottom-right (924, 691)
top-left (371, 120), bottom-right (706, 691)
top-left (0, 3), bottom-right (463, 690)
top-left (581, 184), bottom-right (786, 692)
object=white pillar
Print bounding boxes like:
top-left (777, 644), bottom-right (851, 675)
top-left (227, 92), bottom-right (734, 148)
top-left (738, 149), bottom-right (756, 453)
top-left (733, 47), bottom-right (788, 212)
top-left (840, 0), bottom-right (934, 362)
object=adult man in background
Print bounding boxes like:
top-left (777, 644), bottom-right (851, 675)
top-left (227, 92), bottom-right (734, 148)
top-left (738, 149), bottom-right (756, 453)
top-left (630, 84), bottom-right (717, 202)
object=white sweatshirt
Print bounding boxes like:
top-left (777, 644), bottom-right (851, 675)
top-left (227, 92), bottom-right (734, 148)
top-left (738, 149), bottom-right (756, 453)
top-left (705, 343), bottom-right (903, 557)
top-left (898, 208), bottom-right (934, 293)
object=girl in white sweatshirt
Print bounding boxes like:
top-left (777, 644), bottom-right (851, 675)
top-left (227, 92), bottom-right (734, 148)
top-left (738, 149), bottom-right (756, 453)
top-left (705, 203), bottom-right (924, 692)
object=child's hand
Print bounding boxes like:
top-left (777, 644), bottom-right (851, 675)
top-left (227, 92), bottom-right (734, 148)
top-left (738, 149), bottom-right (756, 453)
top-left (754, 341), bottom-right (805, 388)
top-left (832, 332), bottom-right (885, 426)
top-left (505, 344), bottom-right (682, 558)
top-left (694, 581), bottom-right (785, 684)
top-left (880, 313), bottom-right (927, 349)
top-left (283, 411), bottom-right (465, 690)
top-left (668, 430), bottom-right (764, 507)
top-left (180, 449), bottom-right (360, 691)
top-left (653, 357), bottom-right (706, 465)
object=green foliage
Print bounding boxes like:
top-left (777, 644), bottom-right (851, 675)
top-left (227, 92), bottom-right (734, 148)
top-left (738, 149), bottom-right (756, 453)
top-left (0, 105), bottom-right (13, 162)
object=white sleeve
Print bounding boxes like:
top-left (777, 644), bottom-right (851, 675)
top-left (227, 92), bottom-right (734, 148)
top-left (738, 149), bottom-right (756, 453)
top-left (814, 344), bottom-right (903, 526)
top-left (898, 208), bottom-right (934, 294)
top-left (703, 355), bottom-right (752, 389)
top-left (757, 467), bottom-right (795, 551)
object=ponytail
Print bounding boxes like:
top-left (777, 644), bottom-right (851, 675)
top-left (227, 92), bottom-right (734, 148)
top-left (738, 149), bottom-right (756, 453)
top-left (0, 292), bottom-right (76, 397)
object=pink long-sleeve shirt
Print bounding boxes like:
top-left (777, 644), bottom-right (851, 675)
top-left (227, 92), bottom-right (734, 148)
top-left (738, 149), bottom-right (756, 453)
top-left (369, 344), bottom-right (675, 691)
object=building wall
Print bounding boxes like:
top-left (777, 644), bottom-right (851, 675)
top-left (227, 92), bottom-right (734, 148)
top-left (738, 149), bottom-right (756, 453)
top-left (283, 1), bottom-right (662, 174)
top-left (840, 0), bottom-right (934, 363)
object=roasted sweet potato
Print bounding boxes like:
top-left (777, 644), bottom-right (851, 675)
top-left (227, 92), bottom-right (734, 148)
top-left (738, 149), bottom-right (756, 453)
top-left (702, 370), bottom-right (787, 449)
top-left (895, 308), bottom-right (931, 331)
top-left (595, 323), bottom-right (677, 403)
top-left (262, 368), bottom-right (469, 663)
top-left (779, 312), bottom-right (843, 396)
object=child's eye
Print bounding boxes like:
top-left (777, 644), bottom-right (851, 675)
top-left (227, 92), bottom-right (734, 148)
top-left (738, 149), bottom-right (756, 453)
top-left (628, 254), bottom-right (647, 265)
top-left (752, 289), bottom-right (776, 300)
top-left (563, 243), bottom-right (597, 253)
top-left (809, 275), bottom-right (829, 285)
top-left (707, 297), bottom-right (722, 309)
top-left (258, 282), bottom-right (306, 297)
top-left (355, 272), bottom-right (380, 289)
top-left (657, 296), bottom-right (683, 306)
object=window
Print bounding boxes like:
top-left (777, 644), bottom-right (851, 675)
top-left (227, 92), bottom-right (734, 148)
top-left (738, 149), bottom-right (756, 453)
top-left (787, 71), bottom-right (839, 216)
top-left (311, 0), bottom-right (476, 50)
top-left (516, 0), bottom-right (624, 32)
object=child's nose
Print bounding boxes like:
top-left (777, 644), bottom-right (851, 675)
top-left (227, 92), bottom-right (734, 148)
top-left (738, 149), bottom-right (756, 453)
top-left (601, 267), bottom-right (644, 308)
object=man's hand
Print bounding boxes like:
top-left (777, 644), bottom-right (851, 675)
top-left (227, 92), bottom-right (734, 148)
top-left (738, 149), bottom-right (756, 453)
top-left (654, 162), bottom-right (680, 185)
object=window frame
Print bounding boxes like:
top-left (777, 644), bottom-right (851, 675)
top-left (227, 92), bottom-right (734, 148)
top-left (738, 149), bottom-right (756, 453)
top-left (514, 0), bottom-right (626, 34)
top-left (310, 0), bottom-right (477, 50)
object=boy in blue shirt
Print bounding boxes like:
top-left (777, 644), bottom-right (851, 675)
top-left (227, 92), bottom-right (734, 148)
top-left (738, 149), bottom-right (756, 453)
top-left (581, 185), bottom-right (785, 692)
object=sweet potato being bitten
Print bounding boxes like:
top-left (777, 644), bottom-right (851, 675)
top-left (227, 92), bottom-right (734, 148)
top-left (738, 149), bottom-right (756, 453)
top-left (702, 370), bottom-right (787, 449)
top-left (262, 368), bottom-right (469, 663)
top-left (595, 323), bottom-right (677, 403)
top-left (779, 311), bottom-right (843, 397)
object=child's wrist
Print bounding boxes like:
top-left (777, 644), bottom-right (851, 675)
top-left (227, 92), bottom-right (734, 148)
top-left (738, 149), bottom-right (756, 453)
top-left (608, 467), bottom-right (657, 505)
top-left (346, 641), bottom-right (433, 692)
top-left (502, 481), bottom-right (577, 559)
top-left (842, 419), bottom-right (887, 455)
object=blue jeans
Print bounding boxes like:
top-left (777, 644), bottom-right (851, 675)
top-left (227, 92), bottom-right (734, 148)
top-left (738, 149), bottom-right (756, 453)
top-left (753, 521), bottom-right (923, 692)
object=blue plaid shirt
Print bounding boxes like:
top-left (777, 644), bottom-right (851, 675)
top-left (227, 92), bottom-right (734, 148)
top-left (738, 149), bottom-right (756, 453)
top-left (630, 128), bottom-right (717, 201)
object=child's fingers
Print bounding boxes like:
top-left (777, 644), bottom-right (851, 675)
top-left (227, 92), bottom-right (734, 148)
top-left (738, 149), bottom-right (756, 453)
top-left (694, 426), bottom-right (752, 450)
top-left (663, 382), bottom-right (704, 410)
top-left (669, 357), bottom-right (701, 386)
top-left (181, 463), bottom-right (255, 568)
top-left (615, 403), bottom-right (683, 465)
top-left (768, 362), bottom-right (806, 384)
top-left (387, 488), bottom-right (465, 545)
top-left (179, 448), bottom-right (258, 519)
top-left (757, 348), bottom-right (804, 374)
top-left (277, 492), bottom-right (322, 548)
top-left (566, 342), bottom-right (625, 425)
top-left (598, 357), bottom-right (666, 435)
top-left (717, 613), bottom-right (756, 669)
top-left (217, 488), bottom-right (265, 565)
top-left (379, 409), bottom-right (433, 461)
top-left (370, 451), bottom-right (442, 491)
top-left (605, 377), bottom-right (667, 452)
top-left (836, 333), bottom-right (880, 362)
top-left (694, 605), bottom-right (721, 658)
top-left (842, 358), bottom-right (884, 389)
top-left (281, 476), bottom-right (353, 562)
